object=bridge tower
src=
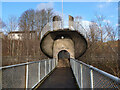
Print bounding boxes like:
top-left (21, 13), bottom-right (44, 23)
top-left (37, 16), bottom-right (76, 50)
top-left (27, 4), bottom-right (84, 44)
top-left (40, 15), bottom-right (87, 67)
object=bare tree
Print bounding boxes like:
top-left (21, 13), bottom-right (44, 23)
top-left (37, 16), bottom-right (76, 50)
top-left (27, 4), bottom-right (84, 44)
top-left (77, 14), bottom-right (119, 77)
top-left (7, 16), bottom-right (18, 32)
top-left (7, 16), bottom-right (18, 56)
top-left (35, 8), bottom-right (54, 40)
top-left (95, 15), bottom-right (106, 42)
top-left (0, 18), bottom-right (6, 29)
top-left (18, 8), bottom-right (54, 61)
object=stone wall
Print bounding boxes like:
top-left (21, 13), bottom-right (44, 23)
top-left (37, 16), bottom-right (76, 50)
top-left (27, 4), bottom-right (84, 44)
top-left (53, 38), bottom-right (75, 60)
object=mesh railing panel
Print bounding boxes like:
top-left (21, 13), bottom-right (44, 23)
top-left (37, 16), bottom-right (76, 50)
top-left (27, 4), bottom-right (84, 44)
top-left (1, 59), bottom-right (57, 89)
top-left (48, 60), bottom-right (51, 73)
top-left (78, 63), bottom-right (81, 88)
top-left (70, 59), bottom-right (120, 89)
top-left (40, 61), bottom-right (45, 80)
top-left (93, 70), bottom-right (120, 89)
top-left (75, 62), bottom-right (80, 87)
top-left (41, 21), bottom-right (62, 38)
top-left (82, 64), bottom-right (91, 88)
top-left (52, 59), bottom-right (54, 70)
top-left (28, 63), bottom-right (38, 88)
top-left (50, 60), bottom-right (52, 71)
top-left (2, 66), bottom-right (25, 88)
top-left (46, 60), bottom-right (49, 75)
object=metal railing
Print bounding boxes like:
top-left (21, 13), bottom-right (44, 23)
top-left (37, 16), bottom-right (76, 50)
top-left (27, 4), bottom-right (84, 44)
top-left (0, 59), bottom-right (57, 89)
top-left (41, 21), bottom-right (62, 39)
top-left (70, 58), bottom-right (120, 89)
top-left (40, 21), bottom-right (87, 39)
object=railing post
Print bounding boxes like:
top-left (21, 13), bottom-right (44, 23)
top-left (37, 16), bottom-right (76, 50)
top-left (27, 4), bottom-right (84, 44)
top-left (0, 68), bottom-right (2, 90)
top-left (38, 62), bottom-right (40, 81)
top-left (45, 61), bottom-right (47, 76)
top-left (90, 69), bottom-right (94, 89)
top-left (80, 64), bottom-right (83, 88)
top-left (25, 63), bottom-right (28, 89)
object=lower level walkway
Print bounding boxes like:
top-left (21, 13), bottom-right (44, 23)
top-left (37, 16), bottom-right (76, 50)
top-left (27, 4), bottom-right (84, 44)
top-left (36, 67), bottom-right (79, 89)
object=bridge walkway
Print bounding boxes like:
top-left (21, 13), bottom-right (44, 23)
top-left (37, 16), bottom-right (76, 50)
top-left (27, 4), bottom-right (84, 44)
top-left (36, 67), bottom-right (79, 89)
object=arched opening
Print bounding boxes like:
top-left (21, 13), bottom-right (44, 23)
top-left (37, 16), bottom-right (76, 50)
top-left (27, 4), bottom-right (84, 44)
top-left (58, 50), bottom-right (70, 60)
top-left (57, 50), bottom-right (70, 68)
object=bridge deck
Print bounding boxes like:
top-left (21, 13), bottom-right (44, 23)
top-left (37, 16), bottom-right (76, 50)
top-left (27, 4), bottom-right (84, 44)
top-left (36, 67), bottom-right (79, 89)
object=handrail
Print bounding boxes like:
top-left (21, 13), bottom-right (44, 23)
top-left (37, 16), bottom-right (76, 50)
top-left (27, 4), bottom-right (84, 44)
top-left (1, 59), bottom-right (54, 69)
top-left (1, 58), bottom-right (57, 89)
top-left (40, 21), bottom-right (86, 39)
top-left (90, 65), bottom-right (120, 83)
top-left (70, 58), bottom-right (120, 88)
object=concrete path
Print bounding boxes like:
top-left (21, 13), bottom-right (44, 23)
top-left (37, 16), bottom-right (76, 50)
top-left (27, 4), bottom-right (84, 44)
top-left (37, 67), bottom-right (79, 89)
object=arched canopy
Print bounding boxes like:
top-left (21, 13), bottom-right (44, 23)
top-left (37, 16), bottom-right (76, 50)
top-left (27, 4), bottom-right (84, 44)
top-left (40, 29), bottom-right (87, 59)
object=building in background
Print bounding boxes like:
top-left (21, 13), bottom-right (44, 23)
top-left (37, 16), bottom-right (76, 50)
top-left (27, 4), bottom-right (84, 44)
top-left (8, 31), bottom-right (37, 40)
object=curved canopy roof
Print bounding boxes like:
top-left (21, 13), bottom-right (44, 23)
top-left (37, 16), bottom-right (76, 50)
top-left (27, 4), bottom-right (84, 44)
top-left (40, 29), bottom-right (87, 59)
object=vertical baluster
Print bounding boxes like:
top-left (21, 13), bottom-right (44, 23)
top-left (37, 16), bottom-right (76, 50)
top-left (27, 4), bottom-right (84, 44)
top-left (80, 64), bottom-right (83, 88)
top-left (25, 63), bottom-right (28, 89)
top-left (90, 69), bottom-right (93, 89)
top-left (38, 62), bottom-right (40, 81)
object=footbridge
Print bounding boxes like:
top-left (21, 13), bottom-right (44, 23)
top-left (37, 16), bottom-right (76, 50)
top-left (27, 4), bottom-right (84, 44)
top-left (0, 16), bottom-right (120, 89)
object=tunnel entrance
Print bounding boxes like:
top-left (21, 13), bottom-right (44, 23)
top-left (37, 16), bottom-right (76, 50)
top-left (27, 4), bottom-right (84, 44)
top-left (57, 50), bottom-right (70, 68)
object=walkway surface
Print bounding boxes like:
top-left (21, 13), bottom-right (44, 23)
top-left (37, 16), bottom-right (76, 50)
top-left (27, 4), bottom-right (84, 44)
top-left (37, 67), bottom-right (79, 89)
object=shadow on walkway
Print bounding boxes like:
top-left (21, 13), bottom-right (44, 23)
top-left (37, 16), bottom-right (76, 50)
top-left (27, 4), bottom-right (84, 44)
top-left (36, 67), bottom-right (79, 89)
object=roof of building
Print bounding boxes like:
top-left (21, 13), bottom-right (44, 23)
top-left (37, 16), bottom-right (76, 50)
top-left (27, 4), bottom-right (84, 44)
top-left (8, 30), bottom-right (36, 34)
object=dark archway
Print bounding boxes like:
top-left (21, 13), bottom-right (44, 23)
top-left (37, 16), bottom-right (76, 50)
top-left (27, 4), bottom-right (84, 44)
top-left (57, 50), bottom-right (70, 67)
top-left (58, 50), bottom-right (70, 60)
